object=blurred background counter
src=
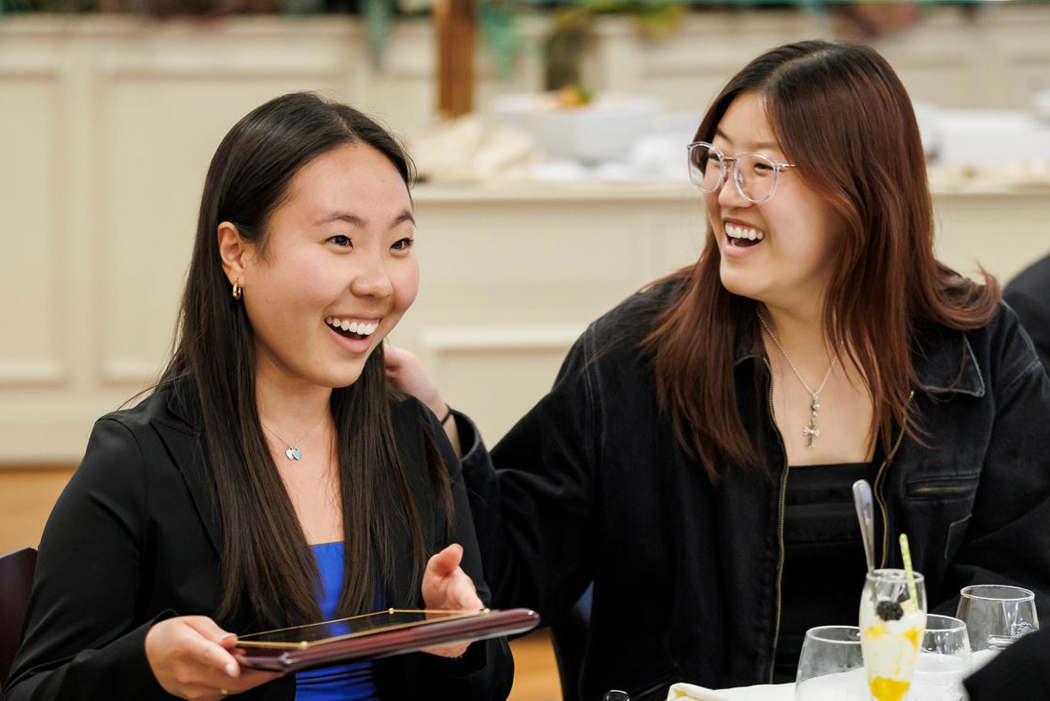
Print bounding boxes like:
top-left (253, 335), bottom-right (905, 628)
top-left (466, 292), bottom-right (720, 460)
top-left (2, 1), bottom-right (1050, 513)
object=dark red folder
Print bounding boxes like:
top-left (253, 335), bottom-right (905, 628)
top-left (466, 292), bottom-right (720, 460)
top-left (236, 608), bottom-right (540, 672)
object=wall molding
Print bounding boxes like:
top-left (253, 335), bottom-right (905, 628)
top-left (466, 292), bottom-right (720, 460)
top-left (0, 361), bottom-right (67, 387)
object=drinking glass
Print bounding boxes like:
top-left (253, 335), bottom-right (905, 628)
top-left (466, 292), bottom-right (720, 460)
top-left (795, 625), bottom-right (869, 701)
top-left (859, 569), bottom-right (927, 701)
top-left (908, 614), bottom-right (971, 701)
top-left (956, 584), bottom-right (1039, 670)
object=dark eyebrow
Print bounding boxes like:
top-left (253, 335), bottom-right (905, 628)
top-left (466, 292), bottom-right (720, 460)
top-left (714, 128), bottom-right (733, 146)
top-left (713, 128), bottom-right (779, 152)
top-left (390, 210), bottom-right (415, 228)
top-left (317, 212), bottom-right (365, 228)
top-left (316, 210), bottom-right (415, 229)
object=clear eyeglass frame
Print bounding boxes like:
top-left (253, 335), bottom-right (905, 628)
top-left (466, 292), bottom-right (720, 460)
top-left (686, 140), bottom-right (796, 204)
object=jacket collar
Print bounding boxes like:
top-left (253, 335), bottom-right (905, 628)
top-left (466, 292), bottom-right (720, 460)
top-left (164, 375), bottom-right (204, 427)
top-left (909, 329), bottom-right (986, 396)
top-left (152, 378), bottom-right (223, 557)
top-left (732, 322), bottom-right (985, 397)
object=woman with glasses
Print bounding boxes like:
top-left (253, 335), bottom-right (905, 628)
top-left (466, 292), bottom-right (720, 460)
top-left (388, 40), bottom-right (1050, 699)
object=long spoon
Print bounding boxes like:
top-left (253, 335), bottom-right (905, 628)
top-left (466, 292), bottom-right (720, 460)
top-left (852, 479), bottom-right (876, 575)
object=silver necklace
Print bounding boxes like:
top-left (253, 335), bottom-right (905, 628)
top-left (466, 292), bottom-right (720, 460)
top-left (261, 412), bottom-right (327, 461)
top-left (757, 311), bottom-right (837, 449)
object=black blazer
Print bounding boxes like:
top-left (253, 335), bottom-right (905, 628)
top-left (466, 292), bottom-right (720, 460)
top-left (2, 381), bottom-right (513, 701)
top-left (964, 626), bottom-right (1050, 701)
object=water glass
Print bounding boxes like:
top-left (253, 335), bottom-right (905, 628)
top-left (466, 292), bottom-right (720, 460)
top-left (795, 626), bottom-right (869, 701)
top-left (908, 614), bottom-right (971, 701)
top-left (956, 584), bottom-right (1039, 669)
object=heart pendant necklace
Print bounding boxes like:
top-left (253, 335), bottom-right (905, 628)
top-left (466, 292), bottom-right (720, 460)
top-left (262, 412), bottom-right (327, 461)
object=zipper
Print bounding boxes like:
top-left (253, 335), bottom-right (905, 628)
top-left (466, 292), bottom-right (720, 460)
top-left (909, 483), bottom-right (976, 497)
top-left (764, 357), bottom-right (790, 684)
top-left (872, 390), bottom-right (914, 569)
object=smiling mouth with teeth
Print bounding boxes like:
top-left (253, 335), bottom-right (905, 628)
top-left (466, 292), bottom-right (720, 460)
top-left (725, 223), bottom-right (765, 248)
top-left (325, 317), bottom-right (380, 341)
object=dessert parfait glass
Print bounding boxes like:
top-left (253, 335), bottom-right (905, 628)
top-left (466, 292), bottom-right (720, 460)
top-left (859, 569), bottom-right (927, 701)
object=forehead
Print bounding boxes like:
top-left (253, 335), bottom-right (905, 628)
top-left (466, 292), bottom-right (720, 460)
top-left (283, 143), bottom-right (411, 218)
top-left (713, 92), bottom-right (782, 154)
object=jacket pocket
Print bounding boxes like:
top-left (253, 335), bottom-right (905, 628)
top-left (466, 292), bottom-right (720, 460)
top-left (944, 513), bottom-right (973, 561)
top-left (906, 474), bottom-right (980, 501)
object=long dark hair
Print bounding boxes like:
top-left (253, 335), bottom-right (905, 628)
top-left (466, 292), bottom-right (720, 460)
top-left (160, 92), bottom-right (452, 627)
top-left (643, 41), bottom-right (1000, 482)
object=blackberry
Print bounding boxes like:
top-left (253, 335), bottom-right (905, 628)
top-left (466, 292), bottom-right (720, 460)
top-left (876, 600), bottom-right (904, 621)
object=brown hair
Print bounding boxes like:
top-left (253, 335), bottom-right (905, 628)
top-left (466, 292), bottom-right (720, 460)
top-left (644, 41), bottom-right (999, 482)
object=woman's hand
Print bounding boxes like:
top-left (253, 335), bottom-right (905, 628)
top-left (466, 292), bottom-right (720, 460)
top-left (420, 544), bottom-right (485, 658)
top-left (384, 344), bottom-right (446, 419)
top-left (145, 616), bottom-right (282, 700)
top-left (385, 343), bottom-right (462, 455)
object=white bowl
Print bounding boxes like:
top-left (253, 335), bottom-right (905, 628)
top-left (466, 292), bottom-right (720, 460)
top-left (1032, 87), bottom-right (1050, 123)
top-left (495, 94), bottom-right (660, 164)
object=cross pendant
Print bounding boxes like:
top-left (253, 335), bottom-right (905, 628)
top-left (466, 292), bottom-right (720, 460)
top-left (803, 416), bottom-right (820, 448)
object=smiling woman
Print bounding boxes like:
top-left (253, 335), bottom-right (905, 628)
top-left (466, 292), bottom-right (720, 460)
top-left (220, 143), bottom-right (420, 398)
top-left (1, 93), bottom-right (513, 701)
top-left (385, 40), bottom-right (1050, 699)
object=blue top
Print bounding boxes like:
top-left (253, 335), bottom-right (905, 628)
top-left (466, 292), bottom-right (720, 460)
top-left (295, 543), bottom-right (381, 701)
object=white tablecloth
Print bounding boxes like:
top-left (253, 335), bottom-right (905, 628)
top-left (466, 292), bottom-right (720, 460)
top-left (667, 682), bottom-right (795, 701)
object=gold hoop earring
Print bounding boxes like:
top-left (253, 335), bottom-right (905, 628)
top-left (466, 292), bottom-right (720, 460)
top-left (231, 279), bottom-right (243, 301)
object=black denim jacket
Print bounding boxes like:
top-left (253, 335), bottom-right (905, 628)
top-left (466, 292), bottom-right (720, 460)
top-left (459, 281), bottom-right (1050, 701)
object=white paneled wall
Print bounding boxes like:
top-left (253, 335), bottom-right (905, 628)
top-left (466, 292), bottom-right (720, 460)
top-left (2, 10), bottom-right (1049, 462)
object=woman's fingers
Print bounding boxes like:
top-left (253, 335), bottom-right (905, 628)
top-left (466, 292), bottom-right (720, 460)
top-left (146, 616), bottom-right (282, 699)
top-left (421, 640), bottom-right (472, 659)
top-left (420, 545), bottom-right (485, 659)
top-left (182, 615), bottom-right (233, 642)
top-left (448, 571), bottom-right (484, 612)
top-left (189, 637), bottom-right (240, 679)
top-left (383, 343), bottom-right (407, 370)
top-left (427, 543), bottom-right (463, 579)
top-left (189, 662), bottom-right (283, 696)
top-left (181, 618), bottom-right (240, 678)
top-left (422, 544), bottom-right (463, 609)
top-left (383, 343), bottom-right (446, 416)
top-left (422, 543), bottom-right (484, 612)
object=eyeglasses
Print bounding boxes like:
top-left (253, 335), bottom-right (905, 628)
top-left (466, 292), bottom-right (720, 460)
top-left (686, 141), bottom-right (796, 204)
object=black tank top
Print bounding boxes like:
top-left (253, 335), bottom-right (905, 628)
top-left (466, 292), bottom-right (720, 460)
top-left (773, 462), bottom-right (873, 683)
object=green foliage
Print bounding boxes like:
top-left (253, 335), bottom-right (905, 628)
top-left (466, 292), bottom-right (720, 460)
top-left (278, 0), bottom-right (326, 16)
top-left (480, 0), bottom-right (525, 80)
top-left (363, 0), bottom-right (394, 66)
top-left (1, 0), bottom-right (35, 14)
top-left (544, 0), bottom-right (686, 90)
top-left (0, 0), bottom-right (688, 88)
